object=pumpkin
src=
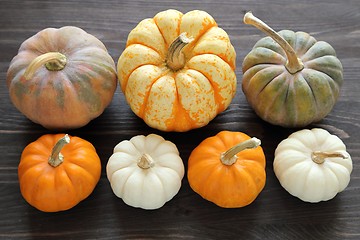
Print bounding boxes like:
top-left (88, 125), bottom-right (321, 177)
top-left (274, 128), bottom-right (352, 203)
top-left (18, 134), bottom-right (101, 212)
top-left (117, 9), bottom-right (237, 132)
top-left (106, 134), bottom-right (185, 209)
top-left (187, 131), bottom-right (266, 208)
top-left (7, 26), bottom-right (117, 130)
top-left (242, 12), bottom-right (343, 127)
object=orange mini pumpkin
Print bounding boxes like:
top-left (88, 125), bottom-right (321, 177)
top-left (187, 131), bottom-right (266, 208)
top-left (18, 134), bottom-right (101, 212)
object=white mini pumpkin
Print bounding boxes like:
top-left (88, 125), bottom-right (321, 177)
top-left (274, 128), bottom-right (352, 203)
top-left (106, 134), bottom-right (185, 209)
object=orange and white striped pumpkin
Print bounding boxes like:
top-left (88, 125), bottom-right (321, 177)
top-left (117, 9), bottom-right (237, 132)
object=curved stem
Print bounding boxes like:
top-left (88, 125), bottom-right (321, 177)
top-left (221, 137), bottom-right (261, 166)
top-left (23, 52), bottom-right (67, 79)
top-left (243, 12), bottom-right (304, 74)
top-left (166, 32), bottom-right (194, 71)
top-left (311, 151), bottom-right (349, 164)
top-left (137, 153), bottom-right (155, 169)
top-left (48, 134), bottom-right (70, 167)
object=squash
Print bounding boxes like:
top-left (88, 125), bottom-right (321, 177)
top-left (274, 128), bottom-right (352, 202)
top-left (242, 12), bottom-right (343, 127)
top-left (7, 26), bottom-right (117, 130)
top-left (117, 9), bottom-right (237, 132)
top-left (106, 134), bottom-right (185, 209)
top-left (187, 131), bottom-right (266, 208)
top-left (18, 134), bottom-right (101, 212)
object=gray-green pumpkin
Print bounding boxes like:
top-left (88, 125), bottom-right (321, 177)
top-left (242, 12), bottom-right (343, 127)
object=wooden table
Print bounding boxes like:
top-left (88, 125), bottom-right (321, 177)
top-left (1, 0), bottom-right (359, 239)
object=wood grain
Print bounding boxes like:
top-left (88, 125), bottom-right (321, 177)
top-left (1, 0), bottom-right (359, 239)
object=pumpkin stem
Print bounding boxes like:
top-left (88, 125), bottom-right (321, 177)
top-left (138, 153), bottom-right (155, 169)
top-left (311, 151), bottom-right (350, 164)
top-left (23, 52), bottom-right (67, 79)
top-left (166, 32), bottom-right (194, 71)
top-left (221, 137), bottom-right (261, 166)
top-left (48, 134), bottom-right (70, 167)
top-left (243, 12), bottom-right (304, 74)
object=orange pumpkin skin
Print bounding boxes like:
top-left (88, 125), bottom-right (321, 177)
top-left (187, 131), bottom-right (266, 208)
top-left (7, 26), bottom-right (117, 130)
top-left (18, 134), bottom-right (101, 212)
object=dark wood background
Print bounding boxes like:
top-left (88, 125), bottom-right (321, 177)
top-left (1, 0), bottom-right (359, 239)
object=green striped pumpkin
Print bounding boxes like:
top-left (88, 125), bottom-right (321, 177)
top-left (7, 26), bottom-right (117, 130)
top-left (242, 12), bottom-right (343, 127)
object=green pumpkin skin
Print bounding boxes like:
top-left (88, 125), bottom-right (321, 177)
top-left (242, 30), bottom-right (343, 127)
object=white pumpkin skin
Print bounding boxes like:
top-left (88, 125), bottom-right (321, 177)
top-left (274, 128), bottom-right (352, 203)
top-left (106, 134), bottom-right (185, 210)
